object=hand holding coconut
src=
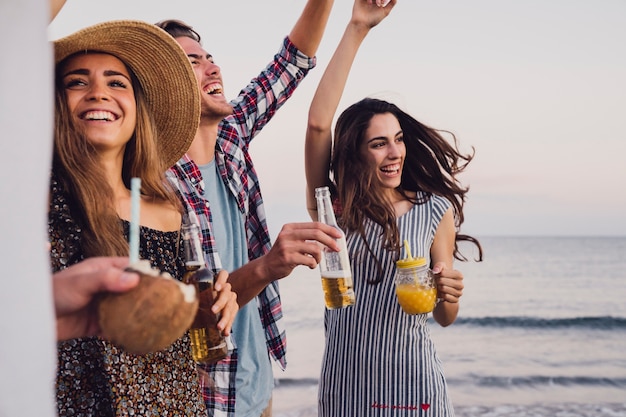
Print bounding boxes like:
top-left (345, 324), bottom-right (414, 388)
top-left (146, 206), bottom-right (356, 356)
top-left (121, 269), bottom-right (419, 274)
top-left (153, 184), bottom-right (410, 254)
top-left (97, 259), bottom-right (200, 355)
top-left (53, 257), bottom-right (140, 341)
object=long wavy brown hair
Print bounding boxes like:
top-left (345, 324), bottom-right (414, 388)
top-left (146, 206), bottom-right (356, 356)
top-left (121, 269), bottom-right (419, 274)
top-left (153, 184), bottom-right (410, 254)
top-left (330, 98), bottom-right (482, 282)
top-left (52, 53), bottom-right (182, 257)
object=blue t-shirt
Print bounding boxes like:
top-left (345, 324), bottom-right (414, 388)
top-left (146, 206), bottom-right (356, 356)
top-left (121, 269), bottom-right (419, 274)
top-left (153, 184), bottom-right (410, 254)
top-left (200, 160), bottom-right (273, 416)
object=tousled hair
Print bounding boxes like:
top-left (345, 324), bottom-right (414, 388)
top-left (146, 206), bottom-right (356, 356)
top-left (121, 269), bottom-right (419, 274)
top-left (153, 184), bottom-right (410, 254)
top-left (331, 98), bottom-right (482, 283)
top-left (155, 19), bottom-right (202, 43)
top-left (52, 52), bottom-right (182, 257)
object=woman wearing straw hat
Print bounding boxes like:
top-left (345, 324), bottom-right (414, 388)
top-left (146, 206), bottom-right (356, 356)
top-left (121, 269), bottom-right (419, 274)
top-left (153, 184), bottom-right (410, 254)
top-left (49, 20), bottom-right (237, 415)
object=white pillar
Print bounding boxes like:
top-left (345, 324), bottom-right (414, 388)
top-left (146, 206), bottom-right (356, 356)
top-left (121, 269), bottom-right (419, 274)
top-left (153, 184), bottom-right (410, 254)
top-left (0, 0), bottom-right (57, 416)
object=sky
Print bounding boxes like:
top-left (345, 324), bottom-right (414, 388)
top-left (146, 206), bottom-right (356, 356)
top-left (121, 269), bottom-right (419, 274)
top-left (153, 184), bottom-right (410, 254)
top-left (49, 0), bottom-right (626, 237)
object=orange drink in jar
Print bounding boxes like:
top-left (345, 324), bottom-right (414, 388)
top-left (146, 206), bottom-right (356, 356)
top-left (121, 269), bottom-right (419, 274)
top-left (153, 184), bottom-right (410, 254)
top-left (395, 256), bottom-right (437, 314)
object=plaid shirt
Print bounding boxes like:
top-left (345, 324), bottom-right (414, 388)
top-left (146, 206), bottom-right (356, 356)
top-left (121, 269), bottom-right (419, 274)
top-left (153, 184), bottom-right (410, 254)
top-left (166, 37), bottom-right (316, 417)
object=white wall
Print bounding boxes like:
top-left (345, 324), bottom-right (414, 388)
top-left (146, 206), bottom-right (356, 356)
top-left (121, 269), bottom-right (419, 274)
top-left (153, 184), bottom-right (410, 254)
top-left (0, 1), bottom-right (57, 416)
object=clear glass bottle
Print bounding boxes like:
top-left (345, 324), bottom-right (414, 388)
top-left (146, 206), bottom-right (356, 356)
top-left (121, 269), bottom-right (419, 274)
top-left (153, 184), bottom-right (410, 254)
top-left (182, 223), bottom-right (228, 363)
top-left (314, 186), bottom-right (355, 309)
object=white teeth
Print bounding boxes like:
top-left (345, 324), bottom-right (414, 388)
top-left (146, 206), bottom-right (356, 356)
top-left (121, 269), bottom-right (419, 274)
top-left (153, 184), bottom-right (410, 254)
top-left (83, 111), bottom-right (115, 121)
top-left (204, 83), bottom-right (223, 95)
top-left (381, 164), bottom-right (400, 173)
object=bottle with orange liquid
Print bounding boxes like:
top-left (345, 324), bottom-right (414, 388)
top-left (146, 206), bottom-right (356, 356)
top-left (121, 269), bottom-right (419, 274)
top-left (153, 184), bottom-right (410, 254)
top-left (182, 223), bottom-right (228, 363)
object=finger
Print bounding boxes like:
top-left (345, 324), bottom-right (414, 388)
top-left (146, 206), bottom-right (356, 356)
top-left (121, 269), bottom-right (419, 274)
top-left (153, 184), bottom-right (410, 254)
top-left (59, 257), bottom-right (133, 281)
top-left (431, 261), bottom-right (447, 275)
top-left (272, 237), bottom-right (323, 265)
top-left (437, 277), bottom-right (464, 292)
top-left (299, 254), bottom-right (320, 270)
top-left (212, 270), bottom-right (229, 292)
top-left (281, 222), bottom-right (342, 240)
top-left (437, 283), bottom-right (463, 300)
top-left (210, 282), bottom-right (233, 314)
top-left (315, 222), bottom-right (343, 239)
top-left (444, 292), bottom-right (461, 303)
top-left (300, 240), bottom-right (324, 262)
top-left (298, 229), bottom-right (341, 252)
top-left (101, 256), bottom-right (133, 269)
top-left (86, 267), bottom-right (140, 294)
top-left (433, 266), bottom-right (463, 283)
top-left (276, 223), bottom-right (343, 256)
top-left (53, 266), bottom-right (138, 317)
top-left (217, 294), bottom-right (238, 336)
top-left (285, 246), bottom-right (322, 268)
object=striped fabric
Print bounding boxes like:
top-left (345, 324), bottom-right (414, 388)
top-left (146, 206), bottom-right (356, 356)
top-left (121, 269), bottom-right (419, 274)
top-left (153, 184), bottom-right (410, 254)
top-left (319, 193), bottom-right (455, 416)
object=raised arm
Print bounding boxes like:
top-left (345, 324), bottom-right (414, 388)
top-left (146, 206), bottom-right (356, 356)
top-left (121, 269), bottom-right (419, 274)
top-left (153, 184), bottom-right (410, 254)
top-left (288, 0), bottom-right (335, 57)
top-left (305, 0), bottom-right (396, 219)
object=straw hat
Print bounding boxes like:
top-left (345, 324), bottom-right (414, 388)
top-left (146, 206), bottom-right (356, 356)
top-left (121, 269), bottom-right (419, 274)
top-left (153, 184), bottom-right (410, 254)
top-left (54, 20), bottom-right (200, 169)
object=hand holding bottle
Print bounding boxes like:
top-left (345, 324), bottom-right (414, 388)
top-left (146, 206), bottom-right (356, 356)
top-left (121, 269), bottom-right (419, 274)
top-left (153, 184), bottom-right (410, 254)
top-left (315, 186), bottom-right (355, 309)
top-left (182, 223), bottom-right (228, 364)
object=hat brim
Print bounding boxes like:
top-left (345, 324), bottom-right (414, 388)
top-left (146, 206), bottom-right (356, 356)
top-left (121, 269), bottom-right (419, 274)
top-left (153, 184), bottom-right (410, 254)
top-left (54, 20), bottom-right (200, 169)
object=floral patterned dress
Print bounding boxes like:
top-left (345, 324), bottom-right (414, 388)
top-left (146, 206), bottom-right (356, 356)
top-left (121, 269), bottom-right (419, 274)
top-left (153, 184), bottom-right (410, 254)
top-left (49, 176), bottom-right (207, 416)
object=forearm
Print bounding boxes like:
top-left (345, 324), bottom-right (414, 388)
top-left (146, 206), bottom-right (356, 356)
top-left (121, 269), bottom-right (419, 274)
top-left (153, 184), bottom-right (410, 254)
top-left (226, 257), bottom-right (272, 307)
top-left (430, 209), bottom-right (461, 327)
top-left (433, 300), bottom-right (459, 327)
top-left (238, 39), bottom-right (313, 140)
top-left (288, 0), bottom-right (335, 57)
top-left (305, 22), bottom-right (372, 214)
top-left (308, 21), bottom-right (372, 133)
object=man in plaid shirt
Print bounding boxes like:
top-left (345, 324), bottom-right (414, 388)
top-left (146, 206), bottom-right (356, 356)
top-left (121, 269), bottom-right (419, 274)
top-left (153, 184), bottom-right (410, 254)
top-left (157, 1), bottom-right (341, 416)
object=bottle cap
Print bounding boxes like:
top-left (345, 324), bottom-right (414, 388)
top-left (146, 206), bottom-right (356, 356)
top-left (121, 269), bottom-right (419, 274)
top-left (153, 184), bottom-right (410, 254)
top-left (396, 256), bottom-right (427, 269)
top-left (315, 186), bottom-right (330, 197)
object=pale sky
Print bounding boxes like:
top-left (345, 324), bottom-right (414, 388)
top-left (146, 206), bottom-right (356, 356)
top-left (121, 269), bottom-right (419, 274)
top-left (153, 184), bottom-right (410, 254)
top-left (49, 0), bottom-right (626, 237)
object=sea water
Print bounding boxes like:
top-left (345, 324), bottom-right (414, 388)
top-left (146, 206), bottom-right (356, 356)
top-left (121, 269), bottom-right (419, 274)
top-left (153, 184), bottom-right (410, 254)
top-left (272, 236), bottom-right (626, 416)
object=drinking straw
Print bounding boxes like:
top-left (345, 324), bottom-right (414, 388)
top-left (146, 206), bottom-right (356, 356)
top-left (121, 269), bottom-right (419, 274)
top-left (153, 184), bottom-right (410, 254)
top-left (403, 239), bottom-right (421, 285)
top-left (129, 177), bottom-right (141, 264)
top-left (403, 239), bottom-right (413, 260)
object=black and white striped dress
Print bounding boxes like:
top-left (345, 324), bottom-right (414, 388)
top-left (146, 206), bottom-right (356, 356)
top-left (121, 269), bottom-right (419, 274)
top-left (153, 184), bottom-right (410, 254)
top-left (318, 194), bottom-right (455, 417)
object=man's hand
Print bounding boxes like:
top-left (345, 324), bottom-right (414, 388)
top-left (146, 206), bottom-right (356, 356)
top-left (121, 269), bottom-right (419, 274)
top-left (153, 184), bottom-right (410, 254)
top-left (211, 270), bottom-right (238, 336)
top-left (227, 222), bottom-right (342, 306)
top-left (263, 222), bottom-right (342, 278)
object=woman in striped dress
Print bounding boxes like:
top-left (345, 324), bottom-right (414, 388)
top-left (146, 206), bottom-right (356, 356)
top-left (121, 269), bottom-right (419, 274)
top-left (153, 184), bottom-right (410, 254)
top-left (304, 1), bottom-right (483, 415)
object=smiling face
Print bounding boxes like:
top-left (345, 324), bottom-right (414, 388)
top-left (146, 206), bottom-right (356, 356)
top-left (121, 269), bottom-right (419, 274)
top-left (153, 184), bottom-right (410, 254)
top-left (360, 112), bottom-right (406, 193)
top-left (175, 36), bottom-right (233, 121)
top-left (60, 53), bottom-right (136, 156)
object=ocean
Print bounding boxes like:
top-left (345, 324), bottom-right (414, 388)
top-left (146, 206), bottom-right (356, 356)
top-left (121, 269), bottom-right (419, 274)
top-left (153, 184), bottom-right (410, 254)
top-left (270, 236), bottom-right (626, 416)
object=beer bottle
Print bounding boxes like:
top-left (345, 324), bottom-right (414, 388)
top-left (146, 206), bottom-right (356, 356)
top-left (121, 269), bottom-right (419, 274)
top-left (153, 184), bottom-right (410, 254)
top-left (182, 223), bottom-right (228, 363)
top-left (314, 186), bottom-right (355, 309)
